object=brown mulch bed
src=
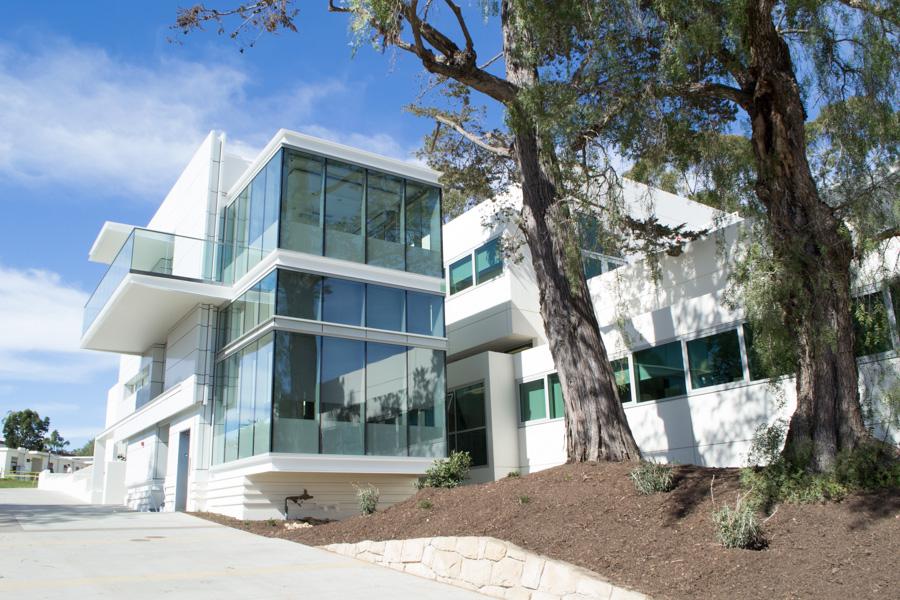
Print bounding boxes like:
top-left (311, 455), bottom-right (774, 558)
top-left (192, 462), bottom-right (899, 600)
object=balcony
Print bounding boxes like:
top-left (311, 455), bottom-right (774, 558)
top-left (81, 229), bottom-right (232, 354)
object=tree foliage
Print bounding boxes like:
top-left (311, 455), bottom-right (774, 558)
top-left (3, 410), bottom-right (50, 451)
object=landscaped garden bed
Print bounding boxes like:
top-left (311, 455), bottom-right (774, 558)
top-left (194, 462), bottom-right (899, 600)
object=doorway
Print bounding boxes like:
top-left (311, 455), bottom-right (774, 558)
top-left (174, 430), bottom-right (191, 511)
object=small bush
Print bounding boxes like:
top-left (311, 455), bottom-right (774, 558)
top-left (712, 495), bottom-right (766, 550)
top-left (416, 451), bottom-right (472, 489)
top-left (506, 470), bottom-right (520, 478)
top-left (265, 518), bottom-right (278, 527)
top-left (517, 494), bottom-right (531, 505)
top-left (834, 442), bottom-right (900, 491)
top-left (417, 498), bottom-right (433, 510)
top-left (355, 484), bottom-right (380, 515)
top-left (630, 460), bottom-right (675, 495)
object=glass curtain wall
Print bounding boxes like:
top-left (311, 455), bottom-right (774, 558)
top-left (280, 151), bottom-right (324, 255)
top-left (367, 172), bottom-right (405, 270)
top-left (219, 151), bottom-right (282, 283)
top-left (325, 161), bottom-right (365, 262)
top-left (405, 181), bottom-right (442, 276)
top-left (214, 333), bottom-right (274, 464)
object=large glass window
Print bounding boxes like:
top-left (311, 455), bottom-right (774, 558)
top-left (319, 337), bottom-right (365, 455)
top-left (407, 291), bottom-right (445, 337)
top-left (272, 332), bottom-right (319, 453)
top-left (277, 270), bottom-right (322, 321)
top-left (852, 291), bottom-right (892, 356)
top-left (612, 358), bottom-right (632, 403)
top-left (324, 161), bottom-right (364, 262)
top-left (366, 343), bottom-right (407, 456)
top-left (686, 329), bottom-right (744, 389)
top-left (367, 285), bottom-right (405, 332)
top-left (280, 150), bottom-right (324, 256)
top-left (237, 342), bottom-right (258, 459)
top-left (519, 379), bottom-right (547, 422)
top-left (322, 277), bottom-right (364, 326)
top-left (219, 271), bottom-right (276, 348)
top-left (405, 181), bottom-right (442, 277)
top-left (447, 382), bottom-right (487, 466)
top-left (475, 238), bottom-right (503, 285)
top-left (449, 256), bottom-right (473, 295)
top-left (254, 333), bottom-right (274, 454)
top-left (366, 172), bottom-right (404, 270)
top-left (634, 341), bottom-right (687, 402)
top-left (223, 354), bottom-right (239, 462)
top-left (408, 347), bottom-right (446, 457)
top-left (212, 362), bottom-right (225, 465)
top-left (548, 373), bottom-right (564, 419)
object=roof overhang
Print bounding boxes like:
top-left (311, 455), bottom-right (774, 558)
top-left (88, 222), bottom-right (135, 264)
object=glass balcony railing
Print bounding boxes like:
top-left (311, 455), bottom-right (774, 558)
top-left (82, 228), bottom-right (226, 335)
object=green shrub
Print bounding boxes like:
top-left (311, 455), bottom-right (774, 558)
top-left (416, 451), bottom-right (472, 489)
top-left (712, 495), bottom-right (767, 550)
top-left (265, 518), bottom-right (278, 527)
top-left (834, 442), bottom-right (900, 491)
top-left (517, 494), bottom-right (531, 505)
top-left (506, 470), bottom-right (520, 478)
top-left (417, 498), bottom-right (433, 510)
top-left (355, 484), bottom-right (380, 515)
top-left (629, 460), bottom-right (675, 495)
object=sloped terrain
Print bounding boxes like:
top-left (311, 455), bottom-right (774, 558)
top-left (195, 462), bottom-right (899, 600)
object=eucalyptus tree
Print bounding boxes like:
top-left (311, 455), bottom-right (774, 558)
top-left (618, 0), bottom-right (899, 471)
top-left (173, 0), bottom-right (704, 462)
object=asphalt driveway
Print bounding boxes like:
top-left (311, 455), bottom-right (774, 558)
top-left (0, 488), bottom-right (484, 599)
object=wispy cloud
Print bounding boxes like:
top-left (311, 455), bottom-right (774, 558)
top-left (0, 36), bottom-right (409, 201)
top-left (0, 264), bottom-right (117, 383)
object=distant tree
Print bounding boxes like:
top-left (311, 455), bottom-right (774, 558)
top-left (74, 438), bottom-right (95, 457)
top-left (44, 430), bottom-right (70, 455)
top-left (2, 410), bottom-right (50, 451)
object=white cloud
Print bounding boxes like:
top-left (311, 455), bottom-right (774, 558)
top-left (0, 264), bottom-right (116, 383)
top-left (0, 37), bottom-right (402, 200)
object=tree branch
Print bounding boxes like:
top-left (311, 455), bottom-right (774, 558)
top-left (836, 0), bottom-right (900, 27)
top-left (443, 0), bottom-right (474, 55)
top-left (431, 113), bottom-right (511, 157)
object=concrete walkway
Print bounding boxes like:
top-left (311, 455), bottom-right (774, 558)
top-left (0, 488), bottom-right (484, 599)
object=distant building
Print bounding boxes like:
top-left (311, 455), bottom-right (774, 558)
top-left (77, 130), bottom-right (899, 518)
top-left (0, 446), bottom-right (91, 477)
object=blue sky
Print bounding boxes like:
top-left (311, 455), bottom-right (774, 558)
top-left (0, 1), bottom-right (501, 447)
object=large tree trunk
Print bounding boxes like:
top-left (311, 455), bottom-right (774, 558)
top-left (745, 0), bottom-right (869, 471)
top-left (502, 1), bottom-right (640, 462)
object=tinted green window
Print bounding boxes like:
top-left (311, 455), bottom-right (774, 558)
top-left (634, 341), bottom-right (687, 402)
top-left (449, 256), bottom-right (473, 294)
top-left (222, 354), bottom-right (239, 462)
top-left (324, 161), bottom-right (364, 262)
top-left (686, 329), bottom-right (744, 389)
top-left (743, 323), bottom-right (794, 381)
top-left (583, 254), bottom-right (604, 279)
top-left (519, 379), bottom-right (546, 422)
top-left (406, 291), bottom-right (445, 337)
top-left (253, 334), bottom-right (274, 455)
top-left (212, 362), bottom-right (225, 465)
top-left (366, 172), bottom-right (404, 270)
top-left (475, 238), bottom-right (503, 284)
top-left (405, 181), bottom-right (442, 277)
top-left (449, 429), bottom-right (488, 468)
top-left (852, 291), bottom-right (892, 356)
top-left (548, 373), bottom-right (564, 419)
top-left (280, 150), bottom-right (324, 256)
top-left (611, 358), bottom-right (632, 403)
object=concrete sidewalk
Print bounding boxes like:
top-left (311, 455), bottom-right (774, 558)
top-left (0, 488), bottom-right (484, 599)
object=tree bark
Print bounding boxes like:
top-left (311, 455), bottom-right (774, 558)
top-left (501, 1), bottom-right (641, 462)
top-left (745, 0), bottom-right (869, 471)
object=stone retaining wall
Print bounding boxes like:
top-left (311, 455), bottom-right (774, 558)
top-left (322, 536), bottom-right (647, 600)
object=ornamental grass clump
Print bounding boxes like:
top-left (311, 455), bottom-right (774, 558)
top-left (712, 496), bottom-right (767, 550)
top-left (355, 484), bottom-right (379, 515)
top-left (629, 460), bottom-right (675, 495)
top-left (416, 451), bottom-right (472, 489)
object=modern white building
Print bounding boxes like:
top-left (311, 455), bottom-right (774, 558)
top-left (74, 129), bottom-right (899, 518)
